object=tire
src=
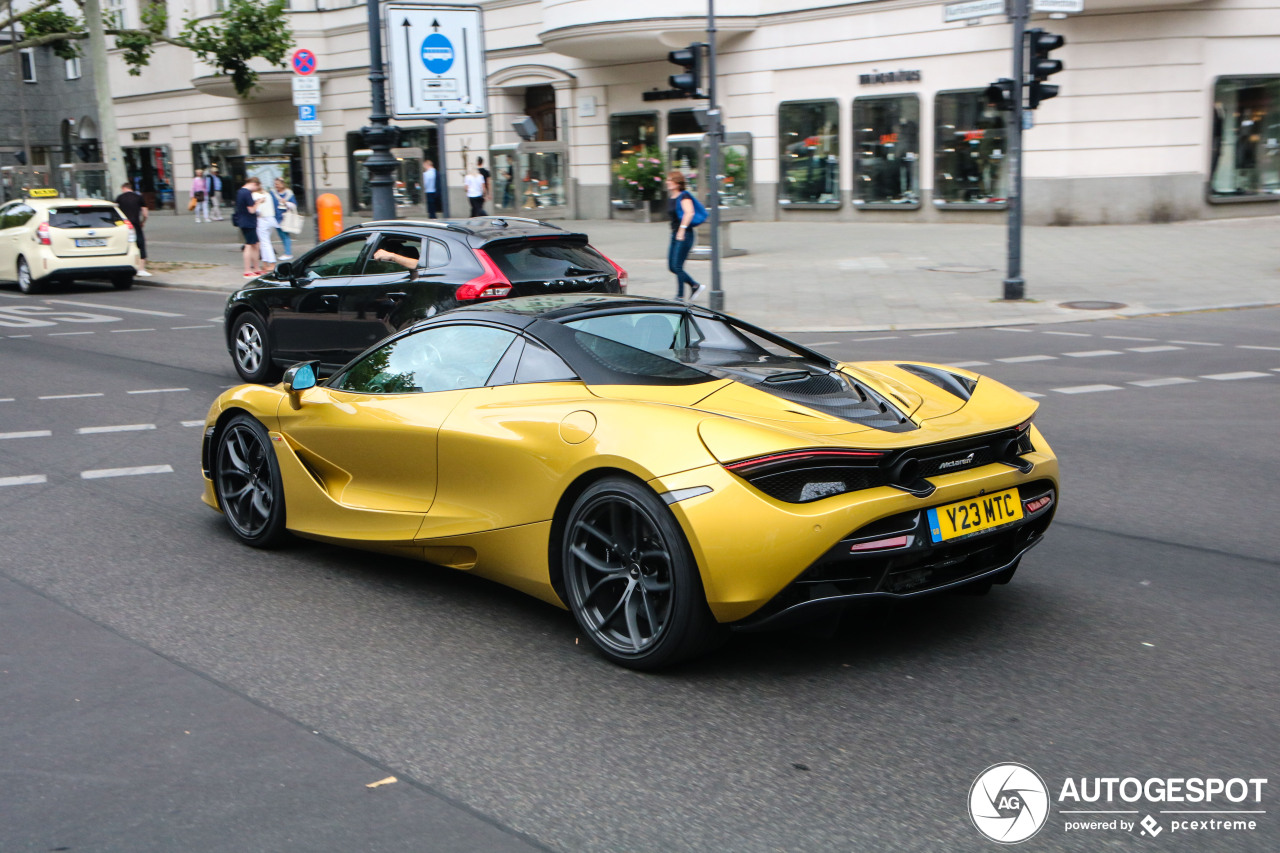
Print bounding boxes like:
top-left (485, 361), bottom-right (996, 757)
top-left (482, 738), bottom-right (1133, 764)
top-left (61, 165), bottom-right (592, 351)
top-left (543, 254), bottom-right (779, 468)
top-left (111, 274), bottom-right (135, 290)
top-left (16, 257), bottom-right (40, 294)
top-left (230, 312), bottom-right (281, 384)
top-left (561, 476), bottom-right (721, 670)
top-left (213, 414), bottom-right (288, 548)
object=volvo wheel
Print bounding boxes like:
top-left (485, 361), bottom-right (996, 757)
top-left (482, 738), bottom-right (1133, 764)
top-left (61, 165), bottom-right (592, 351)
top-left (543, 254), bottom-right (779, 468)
top-left (231, 313), bottom-right (280, 384)
top-left (562, 476), bottom-right (719, 669)
top-left (214, 414), bottom-right (288, 548)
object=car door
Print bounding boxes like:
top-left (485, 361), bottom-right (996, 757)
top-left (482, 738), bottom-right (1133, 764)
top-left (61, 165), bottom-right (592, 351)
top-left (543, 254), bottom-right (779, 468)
top-left (276, 321), bottom-right (520, 522)
top-left (0, 203), bottom-right (18, 276)
top-left (267, 232), bottom-right (373, 365)
top-left (0, 203), bottom-right (36, 278)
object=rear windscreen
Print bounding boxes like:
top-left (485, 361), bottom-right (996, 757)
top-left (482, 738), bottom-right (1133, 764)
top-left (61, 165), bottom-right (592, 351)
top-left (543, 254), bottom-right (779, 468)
top-left (49, 208), bottom-right (121, 229)
top-left (484, 240), bottom-right (611, 282)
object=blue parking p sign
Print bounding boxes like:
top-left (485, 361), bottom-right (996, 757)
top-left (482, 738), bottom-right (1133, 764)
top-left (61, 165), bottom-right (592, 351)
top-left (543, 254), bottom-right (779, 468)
top-left (297, 104), bottom-right (317, 121)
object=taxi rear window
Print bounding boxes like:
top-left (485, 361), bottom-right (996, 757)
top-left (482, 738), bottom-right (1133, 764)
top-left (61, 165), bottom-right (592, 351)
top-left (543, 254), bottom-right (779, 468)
top-left (49, 207), bottom-right (121, 229)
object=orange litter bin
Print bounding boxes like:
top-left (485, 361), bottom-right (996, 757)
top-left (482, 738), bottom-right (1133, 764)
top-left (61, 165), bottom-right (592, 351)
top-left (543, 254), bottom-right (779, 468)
top-left (316, 193), bottom-right (343, 242)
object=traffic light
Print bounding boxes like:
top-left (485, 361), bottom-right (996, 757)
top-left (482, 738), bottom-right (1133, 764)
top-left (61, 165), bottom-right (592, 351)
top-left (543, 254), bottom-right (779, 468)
top-left (668, 43), bottom-right (704, 98)
top-left (1027, 28), bottom-right (1065, 109)
top-left (985, 78), bottom-right (1015, 113)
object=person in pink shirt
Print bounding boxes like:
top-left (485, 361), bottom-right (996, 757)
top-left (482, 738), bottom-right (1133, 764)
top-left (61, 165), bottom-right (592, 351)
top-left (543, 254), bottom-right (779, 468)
top-left (191, 169), bottom-right (209, 222)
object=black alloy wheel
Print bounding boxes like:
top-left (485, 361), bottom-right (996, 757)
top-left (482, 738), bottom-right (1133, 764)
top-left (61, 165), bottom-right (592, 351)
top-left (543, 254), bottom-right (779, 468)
top-left (562, 477), bottom-right (720, 669)
top-left (230, 312), bottom-right (281, 384)
top-left (17, 257), bottom-right (38, 294)
top-left (214, 414), bottom-right (288, 548)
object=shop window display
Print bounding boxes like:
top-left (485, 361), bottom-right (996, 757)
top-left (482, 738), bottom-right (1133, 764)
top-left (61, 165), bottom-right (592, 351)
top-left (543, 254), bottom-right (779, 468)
top-left (933, 90), bottom-right (1007, 206)
top-left (853, 95), bottom-right (919, 206)
top-left (610, 112), bottom-right (659, 206)
top-left (779, 100), bottom-right (840, 206)
top-left (1210, 77), bottom-right (1280, 199)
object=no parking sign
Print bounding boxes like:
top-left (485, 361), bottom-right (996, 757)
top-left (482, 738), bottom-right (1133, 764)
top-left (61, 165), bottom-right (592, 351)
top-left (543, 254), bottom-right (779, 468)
top-left (291, 48), bottom-right (317, 76)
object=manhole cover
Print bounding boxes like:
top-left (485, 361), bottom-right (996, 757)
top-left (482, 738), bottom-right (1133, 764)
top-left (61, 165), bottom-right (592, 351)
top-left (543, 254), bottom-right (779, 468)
top-left (923, 264), bottom-right (994, 274)
top-left (1059, 301), bottom-right (1127, 310)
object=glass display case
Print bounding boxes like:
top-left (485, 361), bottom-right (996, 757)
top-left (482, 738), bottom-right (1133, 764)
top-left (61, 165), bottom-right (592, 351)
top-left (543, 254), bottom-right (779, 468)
top-left (666, 132), bottom-right (754, 220)
top-left (491, 141), bottom-right (569, 218)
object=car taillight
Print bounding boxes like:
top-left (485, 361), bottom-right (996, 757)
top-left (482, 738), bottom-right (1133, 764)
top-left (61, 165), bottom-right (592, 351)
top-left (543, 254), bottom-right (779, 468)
top-left (1024, 495), bottom-right (1053, 514)
top-left (725, 448), bottom-right (890, 503)
top-left (456, 249), bottom-right (513, 300)
top-left (850, 535), bottom-right (909, 553)
top-left (125, 220), bottom-right (137, 242)
top-left (36, 223), bottom-right (51, 245)
top-left (596, 248), bottom-right (628, 292)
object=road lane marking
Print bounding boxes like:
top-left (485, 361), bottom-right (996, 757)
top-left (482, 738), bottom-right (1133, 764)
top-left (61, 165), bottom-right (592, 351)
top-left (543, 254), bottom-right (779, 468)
top-left (0, 430), bottom-right (52, 440)
top-left (181, 420), bottom-right (205, 427)
top-left (947, 361), bottom-right (989, 368)
top-left (998, 355), bottom-right (1057, 363)
top-left (1127, 345), bottom-right (1184, 353)
top-left (76, 424), bottom-right (157, 434)
top-left (857, 335), bottom-right (899, 341)
top-left (1201, 371), bottom-right (1273, 381)
top-left (994, 327), bottom-right (1033, 333)
top-left (110, 328), bottom-right (156, 333)
top-left (81, 465), bottom-right (173, 479)
top-left (1104, 335), bottom-right (1156, 342)
top-left (1064, 350), bottom-right (1123, 357)
top-left (1167, 340), bottom-right (1222, 347)
top-left (1043, 330), bottom-right (1092, 337)
top-left (0, 475), bottom-right (46, 487)
top-left (8, 334), bottom-right (32, 338)
top-left (0, 398), bottom-right (13, 402)
top-left (911, 331), bottom-right (955, 337)
top-left (39, 393), bottom-right (104, 400)
top-left (205, 316), bottom-right (223, 322)
top-left (45, 300), bottom-right (184, 317)
top-left (1052, 384), bottom-right (1123, 394)
top-left (127, 387), bottom-right (189, 395)
top-left (1020, 391), bottom-right (1045, 398)
top-left (171, 324), bottom-right (216, 330)
top-left (1238, 344), bottom-right (1280, 352)
top-left (48, 331), bottom-right (95, 336)
top-left (1129, 377), bottom-right (1196, 387)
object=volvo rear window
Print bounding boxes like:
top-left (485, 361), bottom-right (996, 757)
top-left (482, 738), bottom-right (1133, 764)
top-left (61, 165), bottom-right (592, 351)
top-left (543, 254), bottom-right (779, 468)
top-left (49, 207), bottom-right (121, 229)
top-left (484, 239), bottom-right (611, 282)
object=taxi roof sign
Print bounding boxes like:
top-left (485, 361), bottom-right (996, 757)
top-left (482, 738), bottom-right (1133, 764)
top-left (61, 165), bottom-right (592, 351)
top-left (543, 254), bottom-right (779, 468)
top-left (25, 187), bottom-right (60, 198)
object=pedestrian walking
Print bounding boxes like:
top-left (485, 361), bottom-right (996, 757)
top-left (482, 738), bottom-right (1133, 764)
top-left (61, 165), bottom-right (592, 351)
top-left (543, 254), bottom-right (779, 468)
top-left (114, 182), bottom-right (153, 277)
top-left (207, 164), bottom-right (225, 220)
top-left (271, 177), bottom-right (297, 260)
top-left (253, 181), bottom-right (278, 273)
top-left (191, 169), bottom-right (208, 222)
top-left (666, 171), bottom-right (703, 300)
top-left (233, 177), bottom-right (262, 277)
top-left (476, 156), bottom-right (491, 204)
top-left (464, 165), bottom-right (487, 217)
top-left (422, 159), bottom-right (441, 218)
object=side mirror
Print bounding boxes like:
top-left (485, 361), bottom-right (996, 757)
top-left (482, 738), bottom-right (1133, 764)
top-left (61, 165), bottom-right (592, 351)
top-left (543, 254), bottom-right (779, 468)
top-left (282, 360), bottom-right (319, 409)
top-left (274, 260), bottom-right (294, 281)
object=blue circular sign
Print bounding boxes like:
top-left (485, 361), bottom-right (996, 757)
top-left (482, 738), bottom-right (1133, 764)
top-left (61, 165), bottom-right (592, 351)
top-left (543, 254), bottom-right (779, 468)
top-left (420, 33), bottom-right (454, 74)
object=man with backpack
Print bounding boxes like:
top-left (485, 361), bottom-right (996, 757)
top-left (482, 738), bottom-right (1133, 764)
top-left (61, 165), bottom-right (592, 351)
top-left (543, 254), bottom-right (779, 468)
top-left (665, 170), bottom-right (706, 301)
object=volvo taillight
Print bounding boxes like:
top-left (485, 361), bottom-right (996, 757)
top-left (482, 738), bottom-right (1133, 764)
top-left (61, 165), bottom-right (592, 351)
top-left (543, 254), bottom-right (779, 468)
top-left (456, 249), bottom-right (513, 300)
top-left (597, 248), bottom-right (628, 292)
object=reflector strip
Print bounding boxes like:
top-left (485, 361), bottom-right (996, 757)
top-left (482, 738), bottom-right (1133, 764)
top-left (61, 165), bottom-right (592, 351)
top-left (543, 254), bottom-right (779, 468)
top-left (850, 535), bottom-right (909, 552)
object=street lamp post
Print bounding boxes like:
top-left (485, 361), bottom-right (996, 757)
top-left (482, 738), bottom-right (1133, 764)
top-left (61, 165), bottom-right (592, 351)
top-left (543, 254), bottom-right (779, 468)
top-left (706, 0), bottom-right (724, 312)
top-left (363, 0), bottom-right (400, 222)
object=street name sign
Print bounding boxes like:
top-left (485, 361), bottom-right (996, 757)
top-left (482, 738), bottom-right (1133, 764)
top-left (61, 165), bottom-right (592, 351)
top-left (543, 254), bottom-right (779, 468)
top-left (943, 0), bottom-right (1006, 21)
top-left (292, 76), bottom-right (320, 106)
top-left (1031, 0), bottom-right (1083, 11)
top-left (385, 3), bottom-right (487, 119)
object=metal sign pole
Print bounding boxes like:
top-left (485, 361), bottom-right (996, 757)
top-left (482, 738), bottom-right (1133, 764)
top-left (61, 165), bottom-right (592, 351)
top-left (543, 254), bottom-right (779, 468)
top-left (435, 117), bottom-right (450, 218)
top-left (307, 135), bottom-right (319, 242)
top-left (1004, 0), bottom-right (1028, 300)
top-left (363, 0), bottom-right (400, 221)
top-left (706, 0), bottom-right (724, 312)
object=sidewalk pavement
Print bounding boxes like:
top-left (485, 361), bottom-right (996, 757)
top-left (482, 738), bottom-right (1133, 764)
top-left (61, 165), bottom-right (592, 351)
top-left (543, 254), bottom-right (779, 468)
top-left (140, 212), bottom-right (1280, 332)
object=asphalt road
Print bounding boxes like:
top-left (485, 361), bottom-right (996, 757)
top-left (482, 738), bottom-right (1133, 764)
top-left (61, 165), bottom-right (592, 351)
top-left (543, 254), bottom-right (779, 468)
top-left (1, 284), bottom-right (1276, 852)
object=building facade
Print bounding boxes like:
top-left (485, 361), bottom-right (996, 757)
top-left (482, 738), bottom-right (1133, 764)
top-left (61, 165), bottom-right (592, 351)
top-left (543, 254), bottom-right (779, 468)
top-left (104, 0), bottom-right (1280, 224)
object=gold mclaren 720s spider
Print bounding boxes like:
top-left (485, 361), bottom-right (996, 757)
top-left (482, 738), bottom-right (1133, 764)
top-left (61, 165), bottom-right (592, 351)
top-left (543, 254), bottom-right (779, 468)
top-left (201, 294), bottom-right (1058, 669)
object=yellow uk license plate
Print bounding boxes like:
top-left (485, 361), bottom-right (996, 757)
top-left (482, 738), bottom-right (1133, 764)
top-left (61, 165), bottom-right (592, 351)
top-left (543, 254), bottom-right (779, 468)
top-left (927, 488), bottom-right (1024, 543)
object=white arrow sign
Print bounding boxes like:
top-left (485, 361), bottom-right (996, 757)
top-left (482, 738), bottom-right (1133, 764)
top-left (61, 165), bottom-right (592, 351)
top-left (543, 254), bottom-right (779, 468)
top-left (385, 4), bottom-right (487, 120)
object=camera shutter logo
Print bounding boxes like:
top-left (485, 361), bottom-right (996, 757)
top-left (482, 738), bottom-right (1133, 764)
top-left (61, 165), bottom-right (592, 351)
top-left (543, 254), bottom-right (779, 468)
top-left (969, 763), bottom-right (1051, 844)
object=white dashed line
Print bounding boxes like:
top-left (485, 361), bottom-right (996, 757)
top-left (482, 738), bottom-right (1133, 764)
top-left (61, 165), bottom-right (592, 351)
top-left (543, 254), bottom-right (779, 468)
top-left (0, 475), bottom-right (46, 487)
top-left (81, 465), bottom-right (174, 480)
top-left (171, 325), bottom-right (216, 330)
top-left (857, 335), bottom-right (900, 341)
top-left (110, 328), bottom-right (157, 334)
top-left (0, 398), bottom-right (13, 402)
top-left (46, 300), bottom-right (184, 317)
top-left (205, 316), bottom-right (224, 322)
top-left (181, 420), bottom-right (206, 428)
top-left (76, 424), bottom-right (157, 435)
top-left (994, 327), bottom-right (1034, 333)
top-left (1127, 346), bottom-right (1184, 353)
top-left (1129, 377), bottom-right (1197, 388)
top-left (1064, 350), bottom-right (1123, 358)
top-left (802, 340), bottom-right (840, 347)
top-left (998, 355), bottom-right (1057, 363)
top-left (1043, 330), bottom-right (1092, 337)
top-left (1052, 384), bottom-right (1124, 395)
top-left (48, 331), bottom-right (95, 336)
top-left (1168, 340), bottom-right (1222, 347)
top-left (947, 361), bottom-right (989, 368)
top-left (8, 334), bottom-right (32, 338)
top-left (1201, 371), bottom-right (1273, 381)
top-left (1020, 392), bottom-right (1046, 398)
top-left (127, 387), bottom-right (189, 395)
top-left (1237, 344), bottom-right (1280, 352)
top-left (39, 393), bottom-right (104, 400)
top-left (1104, 335), bottom-right (1157, 342)
top-left (911, 331), bottom-right (956, 337)
top-left (0, 430), bottom-right (52, 440)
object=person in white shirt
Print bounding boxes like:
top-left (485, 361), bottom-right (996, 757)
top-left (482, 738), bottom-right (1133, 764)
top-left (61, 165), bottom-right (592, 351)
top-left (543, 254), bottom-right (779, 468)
top-left (464, 167), bottom-right (486, 217)
top-left (422, 159), bottom-right (440, 218)
top-left (252, 185), bottom-right (278, 272)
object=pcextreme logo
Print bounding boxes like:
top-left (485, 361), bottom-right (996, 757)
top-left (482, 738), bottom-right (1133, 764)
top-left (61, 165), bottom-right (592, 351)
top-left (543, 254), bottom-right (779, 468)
top-left (968, 764), bottom-right (1269, 844)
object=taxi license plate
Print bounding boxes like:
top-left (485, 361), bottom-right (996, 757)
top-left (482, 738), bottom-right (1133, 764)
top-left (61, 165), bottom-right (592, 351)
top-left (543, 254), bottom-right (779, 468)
top-left (927, 488), bottom-right (1023, 543)
top-left (76, 238), bottom-right (108, 247)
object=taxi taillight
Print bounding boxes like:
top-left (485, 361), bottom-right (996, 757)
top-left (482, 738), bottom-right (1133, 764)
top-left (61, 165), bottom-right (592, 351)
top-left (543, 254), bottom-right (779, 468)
top-left (125, 220), bottom-right (137, 242)
top-left (36, 223), bottom-right (51, 245)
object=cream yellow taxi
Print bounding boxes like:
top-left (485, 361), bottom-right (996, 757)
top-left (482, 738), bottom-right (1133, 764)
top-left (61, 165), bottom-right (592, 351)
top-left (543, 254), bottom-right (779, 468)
top-left (0, 189), bottom-right (141, 293)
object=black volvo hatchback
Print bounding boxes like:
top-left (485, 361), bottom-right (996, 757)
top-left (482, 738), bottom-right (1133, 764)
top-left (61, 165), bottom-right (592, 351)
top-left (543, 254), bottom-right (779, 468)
top-left (224, 217), bottom-right (627, 382)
